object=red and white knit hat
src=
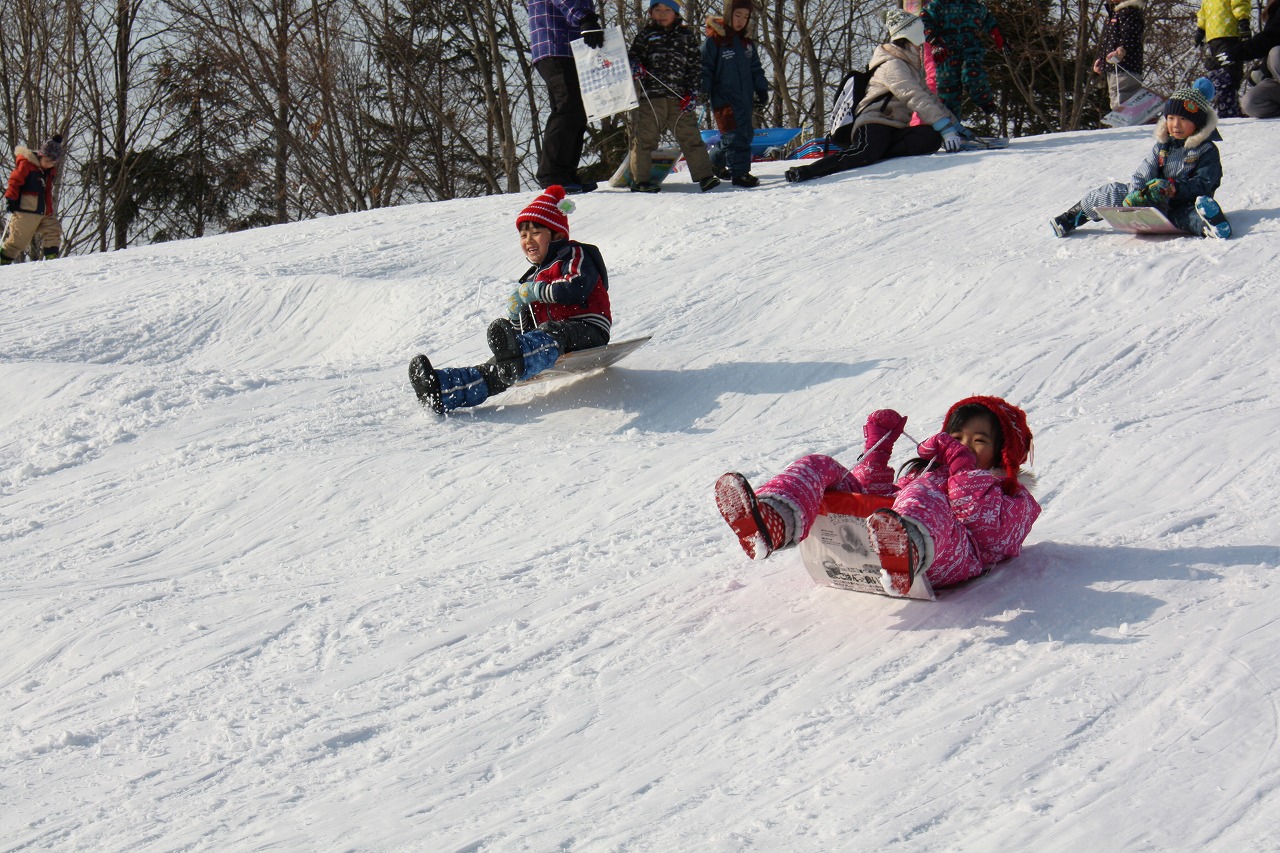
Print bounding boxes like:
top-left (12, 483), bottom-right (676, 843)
top-left (943, 395), bottom-right (1033, 495)
top-left (516, 185), bottom-right (576, 238)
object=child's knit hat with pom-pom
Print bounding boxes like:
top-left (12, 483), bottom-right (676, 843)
top-left (944, 395), bottom-right (1033, 495)
top-left (516, 185), bottom-right (576, 238)
top-left (1164, 77), bottom-right (1216, 130)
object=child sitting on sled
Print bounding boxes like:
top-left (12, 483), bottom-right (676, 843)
top-left (715, 395), bottom-right (1041, 595)
top-left (1050, 78), bottom-right (1232, 239)
top-left (408, 185), bottom-right (611, 414)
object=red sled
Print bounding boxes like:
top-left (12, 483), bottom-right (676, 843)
top-left (798, 491), bottom-right (936, 600)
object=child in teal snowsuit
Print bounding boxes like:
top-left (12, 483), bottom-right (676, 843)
top-left (921, 0), bottom-right (1008, 117)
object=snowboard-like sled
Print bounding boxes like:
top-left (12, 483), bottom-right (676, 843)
top-left (608, 150), bottom-right (683, 189)
top-left (1102, 87), bottom-right (1165, 128)
top-left (956, 128), bottom-right (1009, 151)
top-left (518, 335), bottom-right (652, 384)
top-left (1096, 206), bottom-right (1186, 235)
top-left (798, 491), bottom-right (936, 600)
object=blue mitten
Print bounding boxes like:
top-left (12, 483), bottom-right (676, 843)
top-left (507, 281), bottom-right (538, 323)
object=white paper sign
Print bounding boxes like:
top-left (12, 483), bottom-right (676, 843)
top-left (571, 26), bottom-right (638, 122)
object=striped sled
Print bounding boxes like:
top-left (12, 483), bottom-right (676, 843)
top-left (519, 335), bottom-right (652, 385)
top-left (1095, 206), bottom-right (1187, 236)
top-left (798, 491), bottom-right (936, 601)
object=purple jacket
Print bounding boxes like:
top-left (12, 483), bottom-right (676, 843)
top-left (528, 0), bottom-right (597, 62)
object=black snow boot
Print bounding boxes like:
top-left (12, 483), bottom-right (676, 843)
top-left (1051, 203), bottom-right (1087, 238)
top-left (487, 318), bottom-right (525, 385)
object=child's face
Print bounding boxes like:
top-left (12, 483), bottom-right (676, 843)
top-left (38, 154), bottom-right (56, 169)
top-left (731, 7), bottom-right (750, 31)
top-left (519, 222), bottom-right (557, 264)
top-left (650, 4), bottom-right (677, 26)
top-left (949, 413), bottom-right (998, 471)
top-left (1165, 114), bottom-right (1195, 140)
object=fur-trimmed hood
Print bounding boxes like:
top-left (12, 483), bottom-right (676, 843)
top-left (14, 145), bottom-right (40, 166)
top-left (1153, 108), bottom-right (1219, 148)
top-left (1109, 0), bottom-right (1145, 11)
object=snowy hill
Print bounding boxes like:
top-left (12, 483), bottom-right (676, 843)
top-left (2, 119), bottom-right (1278, 851)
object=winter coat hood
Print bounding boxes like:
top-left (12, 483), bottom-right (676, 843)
top-left (1109, 0), bottom-right (1145, 10)
top-left (14, 146), bottom-right (41, 167)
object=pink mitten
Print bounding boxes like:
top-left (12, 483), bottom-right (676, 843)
top-left (863, 409), bottom-right (907, 455)
top-left (917, 432), bottom-right (978, 476)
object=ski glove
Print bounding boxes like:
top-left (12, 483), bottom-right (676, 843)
top-left (4, 197), bottom-right (15, 213)
top-left (991, 27), bottom-right (1008, 52)
top-left (1194, 28), bottom-right (1205, 46)
top-left (917, 432), bottom-right (978, 476)
top-left (1124, 179), bottom-right (1175, 208)
top-left (863, 409), bottom-right (907, 454)
top-left (579, 12), bottom-right (604, 49)
top-left (1239, 19), bottom-right (1252, 39)
top-left (933, 118), bottom-right (964, 152)
top-left (754, 90), bottom-right (769, 109)
top-left (679, 92), bottom-right (697, 113)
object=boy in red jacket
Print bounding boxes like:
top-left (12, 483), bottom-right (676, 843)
top-left (2, 134), bottom-right (63, 264)
top-left (408, 185), bottom-right (612, 415)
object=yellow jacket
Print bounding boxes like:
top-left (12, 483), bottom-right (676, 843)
top-left (1197, 0), bottom-right (1250, 41)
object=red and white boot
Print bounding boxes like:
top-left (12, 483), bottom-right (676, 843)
top-left (866, 509), bottom-right (933, 596)
top-left (715, 472), bottom-right (786, 561)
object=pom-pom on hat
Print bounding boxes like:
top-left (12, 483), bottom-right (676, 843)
top-left (1164, 77), bottom-right (1215, 130)
top-left (516, 185), bottom-right (575, 238)
top-left (943, 395), bottom-right (1033, 495)
top-left (38, 134), bottom-right (63, 162)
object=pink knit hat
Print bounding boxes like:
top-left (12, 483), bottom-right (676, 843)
top-left (944, 395), bottom-right (1033, 496)
top-left (516, 185), bottom-right (575, 238)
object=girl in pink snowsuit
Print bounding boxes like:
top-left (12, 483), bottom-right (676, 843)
top-left (715, 395), bottom-right (1041, 593)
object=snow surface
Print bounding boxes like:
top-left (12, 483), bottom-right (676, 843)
top-left (2, 119), bottom-right (1279, 852)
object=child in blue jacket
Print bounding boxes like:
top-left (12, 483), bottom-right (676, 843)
top-left (1050, 79), bottom-right (1232, 239)
top-left (701, 0), bottom-right (769, 187)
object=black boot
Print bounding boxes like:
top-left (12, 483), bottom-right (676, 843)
top-left (0, 253), bottom-right (13, 266)
top-left (42, 247), bottom-right (58, 260)
top-left (409, 354), bottom-right (444, 414)
top-left (487, 318), bottom-right (525, 385)
top-left (1051, 203), bottom-right (1087, 238)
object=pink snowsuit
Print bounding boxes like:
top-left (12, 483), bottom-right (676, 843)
top-left (757, 452), bottom-right (1041, 588)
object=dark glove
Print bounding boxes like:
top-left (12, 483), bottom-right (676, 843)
top-left (1194, 27), bottom-right (1205, 46)
top-left (1239, 19), bottom-right (1252, 39)
top-left (4, 197), bottom-right (15, 213)
top-left (917, 432), bottom-right (978, 476)
top-left (579, 12), bottom-right (604, 49)
top-left (1204, 52), bottom-right (1222, 70)
top-left (754, 90), bottom-right (768, 109)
